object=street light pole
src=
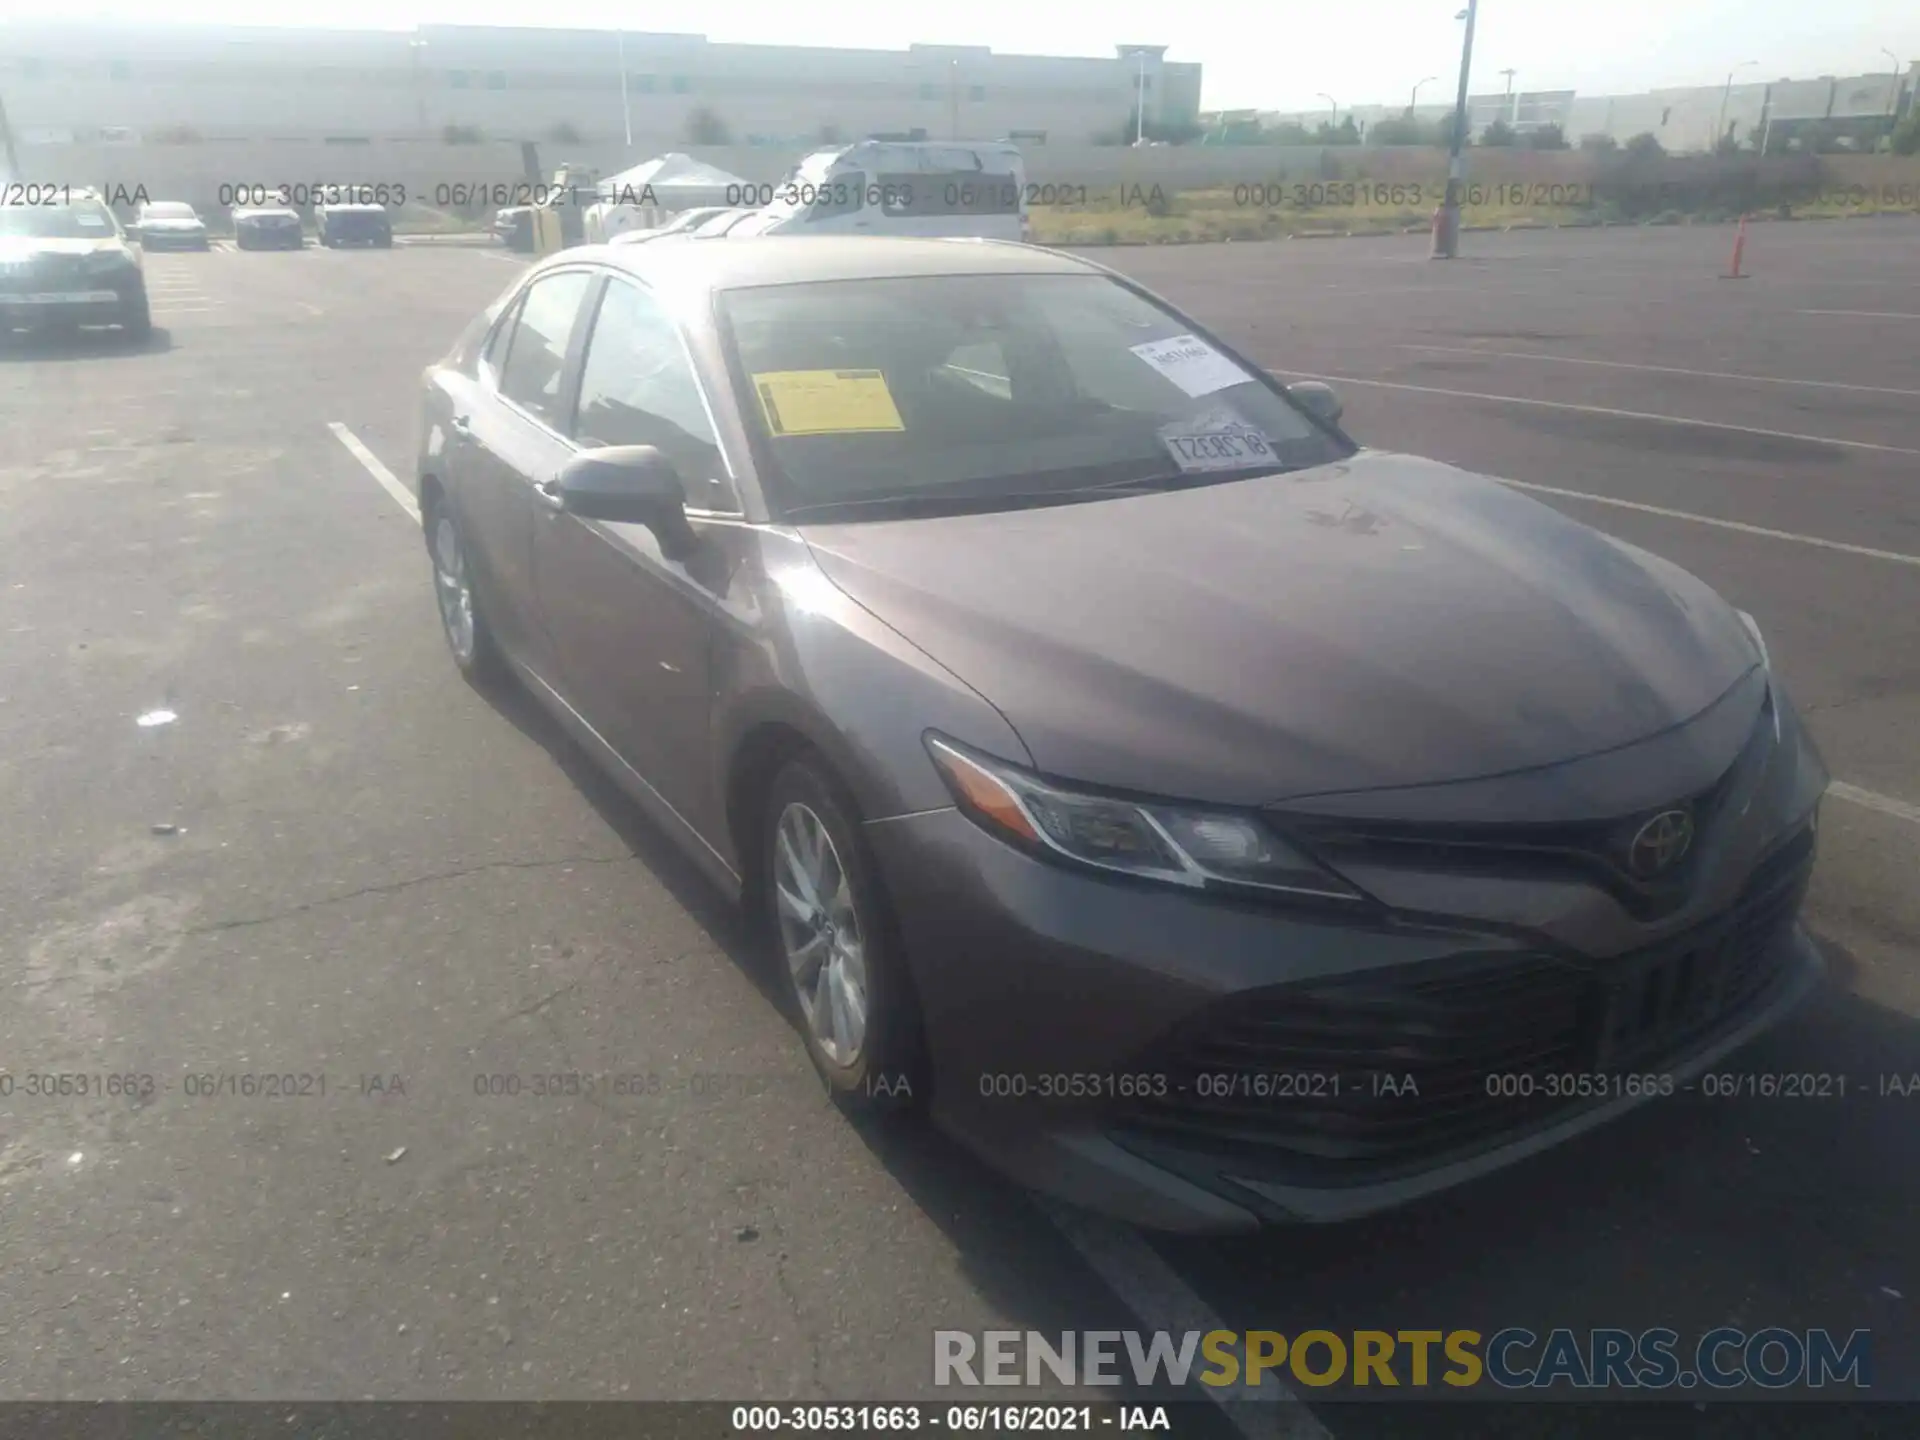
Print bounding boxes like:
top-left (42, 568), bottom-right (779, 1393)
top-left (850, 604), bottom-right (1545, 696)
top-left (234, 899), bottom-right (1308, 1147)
top-left (0, 86), bottom-right (19, 178)
top-left (1317, 92), bottom-right (1337, 131)
top-left (617, 31), bottom-right (632, 148)
top-left (1883, 49), bottom-right (1903, 120)
top-left (408, 38), bottom-right (429, 138)
top-left (1716, 61), bottom-right (1756, 150)
top-left (1500, 67), bottom-right (1517, 124)
top-left (1433, 0), bottom-right (1478, 259)
top-left (1410, 75), bottom-right (1439, 115)
top-left (1135, 54), bottom-right (1146, 145)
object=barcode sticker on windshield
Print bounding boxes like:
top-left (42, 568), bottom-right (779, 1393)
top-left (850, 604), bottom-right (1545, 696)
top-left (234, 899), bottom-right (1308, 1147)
top-left (1161, 429), bottom-right (1276, 471)
top-left (1129, 334), bottom-right (1255, 398)
top-left (751, 369), bottom-right (905, 436)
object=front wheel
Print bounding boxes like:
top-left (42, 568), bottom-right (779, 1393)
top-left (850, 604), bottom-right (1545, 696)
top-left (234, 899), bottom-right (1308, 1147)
top-left (120, 290), bottom-right (152, 341)
top-left (762, 759), bottom-right (927, 1112)
top-left (425, 500), bottom-right (506, 688)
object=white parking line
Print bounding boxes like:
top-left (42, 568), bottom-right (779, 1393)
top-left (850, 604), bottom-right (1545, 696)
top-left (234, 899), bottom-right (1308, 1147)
top-left (1828, 782), bottom-right (1920, 827)
top-left (327, 421), bottom-right (420, 522)
top-left (1395, 345), bottom-right (1920, 399)
top-left (1268, 369), bottom-right (1920, 458)
top-left (1492, 478), bottom-right (1920, 568)
top-left (1041, 1202), bottom-right (1329, 1440)
top-left (1798, 309), bottom-right (1920, 320)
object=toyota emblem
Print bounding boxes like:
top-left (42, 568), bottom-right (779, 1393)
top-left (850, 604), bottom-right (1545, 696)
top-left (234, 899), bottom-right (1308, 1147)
top-left (1628, 809), bottom-right (1695, 878)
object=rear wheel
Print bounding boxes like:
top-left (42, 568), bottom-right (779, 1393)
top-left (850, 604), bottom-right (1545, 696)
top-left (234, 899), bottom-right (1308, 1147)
top-left (762, 758), bottom-right (927, 1112)
top-left (425, 499), bottom-right (506, 688)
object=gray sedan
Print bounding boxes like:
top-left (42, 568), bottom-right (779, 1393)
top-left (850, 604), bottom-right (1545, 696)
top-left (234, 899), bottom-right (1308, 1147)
top-left (414, 236), bottom-right (1827, 1232)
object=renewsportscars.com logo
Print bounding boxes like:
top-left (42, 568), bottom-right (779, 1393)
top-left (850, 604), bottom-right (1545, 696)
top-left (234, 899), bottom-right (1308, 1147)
top-left (934, 1329), bottom-right (1872, 1392)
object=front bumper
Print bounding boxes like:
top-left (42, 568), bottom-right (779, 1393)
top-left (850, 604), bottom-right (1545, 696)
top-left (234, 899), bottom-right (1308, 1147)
top-left (867, 783), bottom-right (1823, 1234)
top-left (0, 280), bottom-right (144, 327)
top-left (238, 227), bottom-right (304, 248)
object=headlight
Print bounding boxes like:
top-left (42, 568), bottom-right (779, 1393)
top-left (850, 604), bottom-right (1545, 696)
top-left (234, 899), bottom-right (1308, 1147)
top-left (925, 734), bottom-right (1364, 901)
top-left (1736, 609), bottom-right (1782, 743)
top-left (1735, 609), bottom-right (1770, 672)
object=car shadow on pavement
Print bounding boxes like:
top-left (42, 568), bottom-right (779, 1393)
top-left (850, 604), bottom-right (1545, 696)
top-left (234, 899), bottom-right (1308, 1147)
top-left (0, 326), bottom-right (174, 361)
top-left (1147, 931), bottom-right (1919, 1403)
top-left (468, 669), bottom-right (1198, 1386)
top-left (467, 671), bottom-right (1917, 1412)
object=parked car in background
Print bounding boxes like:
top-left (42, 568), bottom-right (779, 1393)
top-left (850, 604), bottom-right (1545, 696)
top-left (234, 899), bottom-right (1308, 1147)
top-left (233, 204), bottom-right (305, 250)
top-left (132, 201), bottom-right (211, 251)
top-left (0, 189), bottom-right (151, 339)
top-left (686, 209), bottom-right (758, 239)
top-left (608, 207), bottom-right (733, 247)
top-left (316, 203), bottom-right (393, 248)
top-left (726, 140), bottom-right (1029, 240)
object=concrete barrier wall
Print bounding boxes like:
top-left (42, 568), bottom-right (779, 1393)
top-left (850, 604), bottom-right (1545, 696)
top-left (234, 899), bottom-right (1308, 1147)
top-left (16, 139), bottom-right (1912, 218)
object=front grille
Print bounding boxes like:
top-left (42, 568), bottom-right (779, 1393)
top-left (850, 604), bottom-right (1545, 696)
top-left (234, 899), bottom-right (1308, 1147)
top-left (1110, 824), bottom-right (1814, 1185)
top-left (1278, 693), bottom-right (1776, 921)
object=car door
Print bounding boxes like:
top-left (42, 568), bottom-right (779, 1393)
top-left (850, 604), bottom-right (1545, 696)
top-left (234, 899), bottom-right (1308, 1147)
top-left (452, 267), bottom-right (596, 667)
top-left (529, 273), bottom-right (738, 829)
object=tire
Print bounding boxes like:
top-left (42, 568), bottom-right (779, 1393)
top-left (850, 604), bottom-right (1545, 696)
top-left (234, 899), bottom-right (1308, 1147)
top-left (120, 289), bottom-right (152, 342)
top-left (424, 498), bottom-right (508, 689)
top-left (761, 757), bottom-right (927, 1113)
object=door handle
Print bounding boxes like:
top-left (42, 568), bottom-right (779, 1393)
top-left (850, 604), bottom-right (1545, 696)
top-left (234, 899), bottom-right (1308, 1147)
top-left (449, 414), bottom-right (474, 437)
top-left (534, 477), bottom-right (566, 511)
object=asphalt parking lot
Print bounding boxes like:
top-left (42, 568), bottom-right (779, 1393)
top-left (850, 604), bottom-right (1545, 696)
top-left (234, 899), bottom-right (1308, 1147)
top-left (1, 222), bottom-right (1915, 1431)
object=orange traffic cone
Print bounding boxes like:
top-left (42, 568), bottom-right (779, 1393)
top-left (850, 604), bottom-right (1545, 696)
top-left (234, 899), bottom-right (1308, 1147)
top-left (1721, 214), bottom-right (1750, 280)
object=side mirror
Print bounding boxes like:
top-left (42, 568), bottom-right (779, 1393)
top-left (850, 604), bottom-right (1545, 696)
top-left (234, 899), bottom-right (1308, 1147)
top-left (1289, 381), bottom-right (1344, 427)
top-left (554, 445), bottom-right (698, 557)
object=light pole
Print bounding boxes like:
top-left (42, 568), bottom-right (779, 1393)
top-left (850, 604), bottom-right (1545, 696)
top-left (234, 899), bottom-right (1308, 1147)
top-left (1410, 74), bottom-right (1439, 115)
top-left (1433, 0), bottom-right (1478, 259)
top-left (1716, 61), bottom-right (1757, 150)
top-left (952, 58), bottom-right (962, 141)
top-left (1500, 67), bottom-right (1517, 124)
top-left (1135, 53), bottom-right (1147, 144)
top-left (1883, 49), bottom-right (1903, 120)
top-left (408, 38), bottom-right (429, 138)
top-left (617, 31), bottom-right (632, 148)
top-left (1317, 92), bottom-right (1337, 133)
top-left (0, 86), bottom-right (18, 178)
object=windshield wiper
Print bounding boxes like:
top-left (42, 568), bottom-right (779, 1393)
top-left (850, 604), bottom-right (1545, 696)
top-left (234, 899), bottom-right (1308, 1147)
top-left (781, 465), bottom-right (1299, 521)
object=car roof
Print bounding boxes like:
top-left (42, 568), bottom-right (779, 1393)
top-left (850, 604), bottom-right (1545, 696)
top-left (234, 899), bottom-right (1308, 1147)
top-left (557, 235), bottom-right (1099, 296)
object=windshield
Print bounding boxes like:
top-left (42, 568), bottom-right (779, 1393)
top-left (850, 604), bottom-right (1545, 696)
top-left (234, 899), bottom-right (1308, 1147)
top-left (754, 153), bottom-right (837, 221)
top-left (144, 203), bottom-right (197, 219)
top-left (719, 273), bottom-right (1352, 520)
top-left (0, 200), bottom-right (120, 240)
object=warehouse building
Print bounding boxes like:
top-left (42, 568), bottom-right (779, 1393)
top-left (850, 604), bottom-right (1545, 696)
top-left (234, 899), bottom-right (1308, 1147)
top-left (0, 22), bottom-right (1201, 148)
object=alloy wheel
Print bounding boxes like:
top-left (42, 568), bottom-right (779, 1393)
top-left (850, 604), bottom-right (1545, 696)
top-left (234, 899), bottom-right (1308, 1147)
top-left (772, 801), bottom-right (870, 1067)
top-left (432, 514), bottom-right (476, 664)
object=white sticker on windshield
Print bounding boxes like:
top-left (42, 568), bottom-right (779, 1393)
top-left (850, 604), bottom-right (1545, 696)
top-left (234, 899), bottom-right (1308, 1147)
top-left (1129, 333), bottom-right (1255, 398)
top-left (1158, 406), bottom-right (1277, 472)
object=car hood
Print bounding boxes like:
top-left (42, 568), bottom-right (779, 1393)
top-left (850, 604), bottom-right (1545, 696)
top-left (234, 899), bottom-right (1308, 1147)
top-left (0, 237), bottom-right (128, 260)
top-left (236, 209), bottom-right (300, 221)
top-left (800, 451), bottom-right (1761, 806)
top-left (142, 219), bottom-right (204, 230)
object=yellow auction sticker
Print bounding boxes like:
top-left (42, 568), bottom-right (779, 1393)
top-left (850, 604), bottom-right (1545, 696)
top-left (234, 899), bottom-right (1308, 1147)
top-left (751, 369), bottom-right (905, 436)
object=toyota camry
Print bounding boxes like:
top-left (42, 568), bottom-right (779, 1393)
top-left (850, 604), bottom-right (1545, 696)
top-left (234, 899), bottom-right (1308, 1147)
top-left (413, 236), bottom-right (1827, 1232)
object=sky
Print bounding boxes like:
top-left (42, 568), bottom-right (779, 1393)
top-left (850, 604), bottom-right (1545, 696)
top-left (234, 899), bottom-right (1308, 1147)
top-left (10, 0), bottom-right (1920, 113)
